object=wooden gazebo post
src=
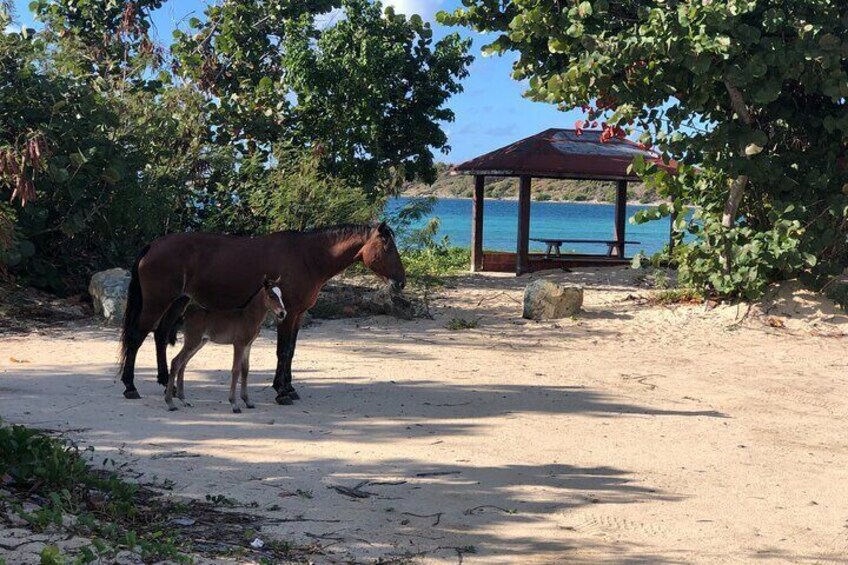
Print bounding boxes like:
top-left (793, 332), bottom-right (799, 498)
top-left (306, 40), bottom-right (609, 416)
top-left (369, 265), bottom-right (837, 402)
top-left (454, 128), bottom-right (677, 273)
top-left (516, 175), bottom-right (532, 274)
top-left (669, 195), bottom-right (677, 253)
top-left (471, 175), bottom-right (485, 272)
top-left (613, 180), bottom-right (627, 257)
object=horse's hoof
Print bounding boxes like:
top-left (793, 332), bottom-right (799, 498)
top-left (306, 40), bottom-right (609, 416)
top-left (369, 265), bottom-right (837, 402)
top-left (182, 401), bottom-right (192, 408)
top-left (124, 389), bottom-right (141, 400)
top-left (232, 407), bottom-right (242, 414)
top-left (245, 404), bottom-right (256, 409)
top-left (275, 394), bottom-right (293, 406)
top-left (168, 406), bottom-right (178, 412)
top-left (287, 389), bottom-right (300, 400)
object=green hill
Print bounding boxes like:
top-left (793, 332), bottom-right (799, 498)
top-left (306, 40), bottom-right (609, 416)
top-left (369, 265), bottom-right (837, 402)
top-left (401, 163), bottom-right (659, 203)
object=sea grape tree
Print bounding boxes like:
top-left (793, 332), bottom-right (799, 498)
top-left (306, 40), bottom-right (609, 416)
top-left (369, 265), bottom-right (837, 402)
top-left (440, 0), bottom-right (848, 298)
top-left (172, 0), bottom-right (472, 198)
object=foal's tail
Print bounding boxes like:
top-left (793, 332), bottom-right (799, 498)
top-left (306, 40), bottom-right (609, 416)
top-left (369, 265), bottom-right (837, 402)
top-left (118, 244), bottom-right (151, 376)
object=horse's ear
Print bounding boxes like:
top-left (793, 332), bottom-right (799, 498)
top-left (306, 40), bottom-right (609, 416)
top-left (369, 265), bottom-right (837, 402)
top-left (377, 221), bottom-right (393, 240)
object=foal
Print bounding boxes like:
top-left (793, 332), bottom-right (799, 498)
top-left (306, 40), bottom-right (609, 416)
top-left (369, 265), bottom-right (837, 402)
top-left (165, 278), bottom-right (287, 413)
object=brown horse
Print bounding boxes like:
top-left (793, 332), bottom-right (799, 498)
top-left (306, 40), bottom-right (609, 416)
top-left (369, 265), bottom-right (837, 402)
top-left (119, 222), bottom-right (405, 404)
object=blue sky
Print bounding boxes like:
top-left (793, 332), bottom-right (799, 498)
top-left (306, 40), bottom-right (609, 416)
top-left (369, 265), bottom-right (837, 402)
top-left (10, 0), bottom-right (582, 164)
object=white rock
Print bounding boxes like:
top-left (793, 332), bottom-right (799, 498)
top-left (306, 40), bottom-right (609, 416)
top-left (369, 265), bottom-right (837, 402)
top-left (88, 268), bottom-right (131, 325)
top-left (522, 280), bottom-right (583, 320)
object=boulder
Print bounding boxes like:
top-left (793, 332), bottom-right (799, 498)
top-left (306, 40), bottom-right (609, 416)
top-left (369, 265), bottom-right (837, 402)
top-left (825, 268), bottom-right (848, 310)
top-left (88, 268), bottom-right (131, 325)
top-left (309, 279), bottom-right (419, 320)
top-left (365, 284), bottom-right (416, 320)
top-left (523, 280), bottom-right (583, 320)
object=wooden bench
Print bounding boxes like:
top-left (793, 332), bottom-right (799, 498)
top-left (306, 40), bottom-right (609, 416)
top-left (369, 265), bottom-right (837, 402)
top-left (531, 238), bottom-right (641, 258)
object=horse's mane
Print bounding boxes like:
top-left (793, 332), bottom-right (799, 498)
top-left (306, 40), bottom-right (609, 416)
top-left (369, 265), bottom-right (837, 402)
top-left (283, 222), bottom-right (394, 240)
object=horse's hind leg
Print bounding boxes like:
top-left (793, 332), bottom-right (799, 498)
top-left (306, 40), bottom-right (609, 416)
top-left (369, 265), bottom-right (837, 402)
top-left (154, 297), bottom-right (190, 387)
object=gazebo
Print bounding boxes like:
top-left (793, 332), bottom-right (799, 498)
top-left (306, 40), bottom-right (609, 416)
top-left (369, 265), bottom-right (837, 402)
top-left (452, 128), bottom-right (673, 275)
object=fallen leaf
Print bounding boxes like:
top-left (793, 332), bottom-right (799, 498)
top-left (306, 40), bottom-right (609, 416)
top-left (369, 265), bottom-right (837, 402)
top-left (767, 317), bottom-right (786, 328)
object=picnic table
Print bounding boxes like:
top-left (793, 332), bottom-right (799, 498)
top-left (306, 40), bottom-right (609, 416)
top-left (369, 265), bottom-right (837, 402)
top-left (531, 237), bottom-right (641, 258)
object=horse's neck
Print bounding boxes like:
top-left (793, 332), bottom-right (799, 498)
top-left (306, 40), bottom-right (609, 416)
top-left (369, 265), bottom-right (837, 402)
top-left (305, 232), bottom-right (368, 283)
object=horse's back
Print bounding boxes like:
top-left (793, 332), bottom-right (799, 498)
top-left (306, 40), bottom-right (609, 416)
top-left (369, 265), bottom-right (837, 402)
top-left (138, 232), bottom-right (279, 310)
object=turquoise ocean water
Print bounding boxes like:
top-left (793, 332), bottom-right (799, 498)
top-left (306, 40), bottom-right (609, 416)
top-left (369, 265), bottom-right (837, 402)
top-left (387, 197), bottom-right (675, 255)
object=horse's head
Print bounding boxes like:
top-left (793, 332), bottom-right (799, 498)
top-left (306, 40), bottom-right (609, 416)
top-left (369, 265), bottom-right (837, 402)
top-left (263, 277), bottom-right (288, 321)
top-left (360, 222), bottom-right (406, 292)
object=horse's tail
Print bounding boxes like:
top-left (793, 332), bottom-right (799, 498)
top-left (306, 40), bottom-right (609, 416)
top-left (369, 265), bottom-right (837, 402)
top-left (118, 244), bottom-right (150, 376)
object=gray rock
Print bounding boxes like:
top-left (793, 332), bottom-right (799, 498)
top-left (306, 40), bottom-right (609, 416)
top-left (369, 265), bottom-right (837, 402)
top-left (365, 285), bottom-right (415, 320)
top-left (826, 268), bottom-right (848, 309)
top-left (89, 268), bottom-right (131, 325)
top-left (523, 280), bottom-right (583, 320)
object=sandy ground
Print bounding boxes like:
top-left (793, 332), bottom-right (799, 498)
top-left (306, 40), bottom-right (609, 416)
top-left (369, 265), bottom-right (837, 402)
top-left (1, 268), bottom-right (847, 564)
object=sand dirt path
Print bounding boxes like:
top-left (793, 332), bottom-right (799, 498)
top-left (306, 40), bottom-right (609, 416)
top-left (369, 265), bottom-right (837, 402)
top-left (1, 269), bottom-right (847, 564)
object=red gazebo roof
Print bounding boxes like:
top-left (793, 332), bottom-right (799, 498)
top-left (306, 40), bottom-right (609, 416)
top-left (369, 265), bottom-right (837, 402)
top-left (453, 128), bottom-right (673, 181)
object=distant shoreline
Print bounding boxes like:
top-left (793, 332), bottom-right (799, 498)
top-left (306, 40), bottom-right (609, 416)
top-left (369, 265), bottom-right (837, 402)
top-left (395, 194), bottom-right (669, 207)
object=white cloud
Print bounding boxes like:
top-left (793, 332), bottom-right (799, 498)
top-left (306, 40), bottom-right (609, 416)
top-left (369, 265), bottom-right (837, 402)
top-left (382, 0), bottom-right (445, 20)
top-left (315, 7), bottom-right (346, 29)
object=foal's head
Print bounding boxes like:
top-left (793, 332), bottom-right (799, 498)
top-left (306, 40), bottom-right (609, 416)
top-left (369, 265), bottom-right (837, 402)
top-left (263, 278), bottom-right (287, 321)
top-left (359, 222), bottom-right (406, 292)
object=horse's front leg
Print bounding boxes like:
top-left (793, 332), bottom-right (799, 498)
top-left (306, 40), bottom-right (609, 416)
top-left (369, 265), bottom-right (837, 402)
top-left (283, 322), bottom-right (301, 400)
top-left (274, 314), bottom-right (300, 405)
top-left (273, 324), bottom-right (290, 393)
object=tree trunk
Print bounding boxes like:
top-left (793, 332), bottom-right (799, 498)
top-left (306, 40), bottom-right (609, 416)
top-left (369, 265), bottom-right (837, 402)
top-left (721, 81), bottom-right (755, 273)
top-left (722, 175), bottom-right (748, 228)
top-left (722, 80), bottom-right (754, 229)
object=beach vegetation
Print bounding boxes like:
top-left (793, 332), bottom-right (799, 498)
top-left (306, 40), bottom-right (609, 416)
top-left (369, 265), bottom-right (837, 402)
top-left (0, 420), bottom-right (306, 563)
top-left (440, 1), bottom-right (848, 299)
top-left (384, 196), bottom-right (470, 286)
top-left (0, 0), bottom-right (471, 293)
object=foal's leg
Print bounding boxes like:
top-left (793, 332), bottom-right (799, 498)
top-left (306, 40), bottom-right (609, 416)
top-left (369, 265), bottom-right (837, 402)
top-left (230, 345), bottom-right (245, 413)
top-left (165, 333), bottom-right (204, 410)
top-left (240, 344), bottom-right (254, 409)
top-left (176, 338), bottom-right (205, 407)
top-left (165, 347), bottom-right (188, 411)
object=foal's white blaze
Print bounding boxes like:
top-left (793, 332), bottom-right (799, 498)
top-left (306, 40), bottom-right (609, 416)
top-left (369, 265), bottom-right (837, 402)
top-left (271, 286), bottom-right (285, 313)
